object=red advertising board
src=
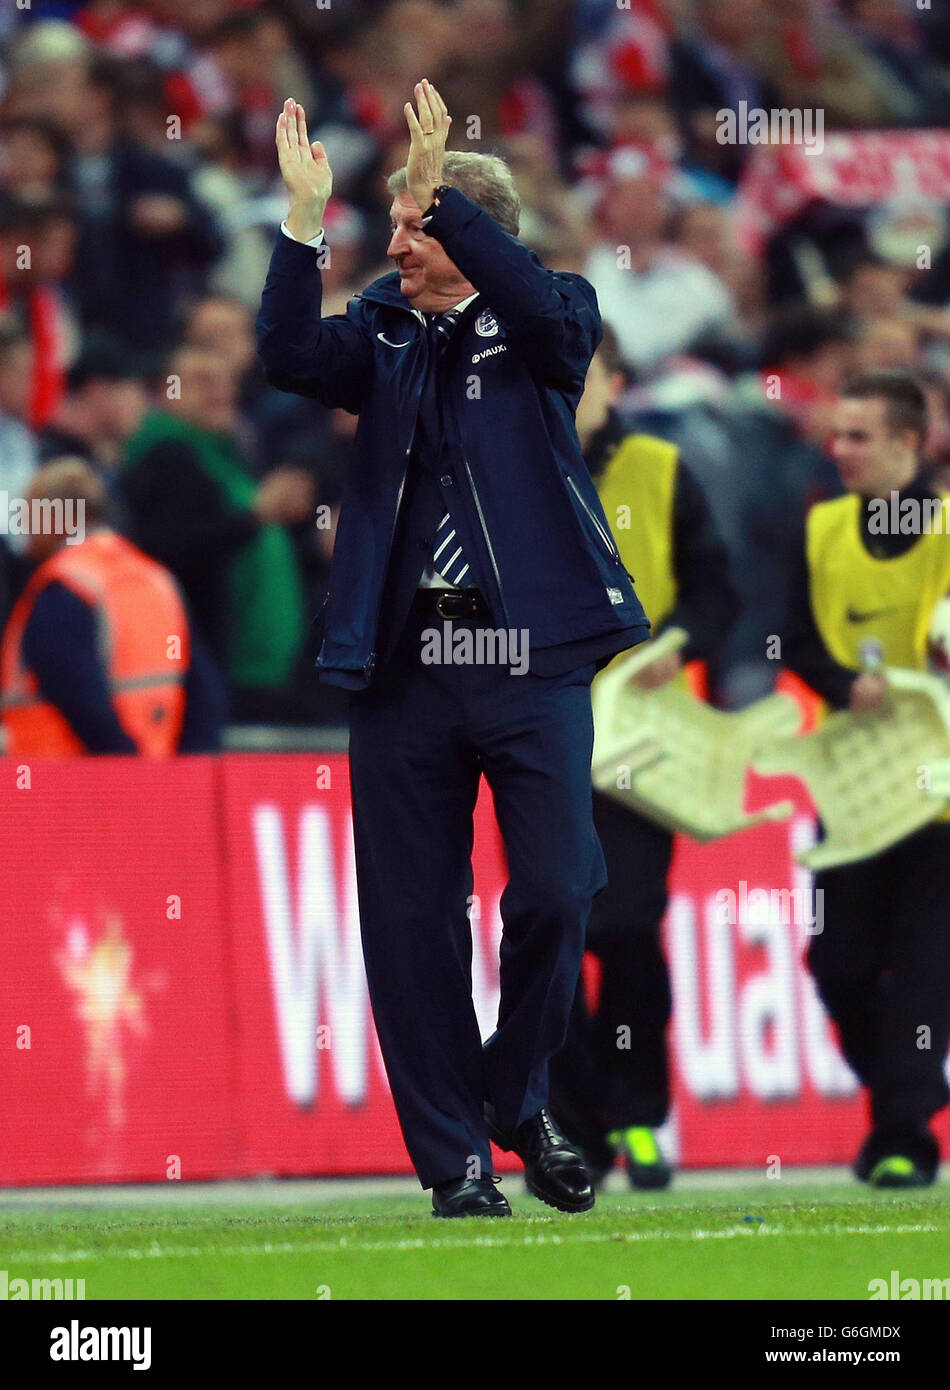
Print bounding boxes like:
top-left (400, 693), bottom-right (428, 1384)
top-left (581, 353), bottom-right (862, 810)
top-left (0, 758), bottom-right (236, 1185)
top-left (0, 754), bottom-right (946, 1185)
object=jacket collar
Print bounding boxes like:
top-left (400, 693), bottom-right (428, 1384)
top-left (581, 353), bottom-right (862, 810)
top-left (356, 272), bottom-right (480, 324)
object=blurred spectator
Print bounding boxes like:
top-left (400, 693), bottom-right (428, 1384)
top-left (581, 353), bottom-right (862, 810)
top-left (37, 332), bottom-right (151, 492)
top-left (670, 197), bottom-right (767, 364)
top-left (842, 0), bottom-right (948, 122)
top-left (569, 0), bottom-right (674, 145)
top-left (0, 192), bottom-right (76, 429)
top-left (672, 199), bottom-right (732, 280)
top-left (0, 115), bottom-right (73, 200)
top-left (0, 457), bottom-right (226, 755)
top-left (188, 113), bottom-right (279, 309)
top-left (436, 0), bottom-right (565, 149)
top-left (584, 153), bottom-right (736, 374)
top-left (187, 8), bottom-right (316, 178)
top-left (181, 290), bottom-right (334, 479)
top-left (182, 292), bottom-right (258, 390)
top-left (853, 316), bottom-right (920, 374)
top-left (505, 132), bottom-right (593, 270)
top-left (752, 0), bottom-right (926, 128)
top-left (120, 343), bottom-right (313, 705)
top-left (669, 0), bottom-right (781, 184)
top-left (2, 19), bottom-right (92, 127)
top-left (842, 253), bottom-right (910, 325)
top-left (717, 306), bottom-right (852, 704)
top-left (758, 305), bottom-right (854, 445)
top-left (7, 48), bottom-right (225, 352)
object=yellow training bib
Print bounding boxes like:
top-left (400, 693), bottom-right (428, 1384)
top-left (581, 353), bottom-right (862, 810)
top-left (805, 492), bottom-right (950, 673)
top-left (594, 434), bottom-right (681, 685)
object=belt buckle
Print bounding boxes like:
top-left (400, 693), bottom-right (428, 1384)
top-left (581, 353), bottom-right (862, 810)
top-left (436, 590), bottom-right (475, 619)
top-left (436, 590), bottom-right (461, 619)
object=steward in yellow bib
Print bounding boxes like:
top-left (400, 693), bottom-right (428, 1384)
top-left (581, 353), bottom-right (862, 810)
top-left (784, 370), bottom-right (950, 1188)
top-left (549, 326), bottom-right (739, 1188)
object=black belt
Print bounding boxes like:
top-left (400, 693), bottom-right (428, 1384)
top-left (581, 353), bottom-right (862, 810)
top-left (412, 587), bottom-right (492, 620)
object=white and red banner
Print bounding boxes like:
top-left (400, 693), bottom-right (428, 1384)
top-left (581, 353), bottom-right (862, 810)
top-left (1, 752), bottom-right (947, 1185)
top-left (736, 129), bottom-right (950, 254)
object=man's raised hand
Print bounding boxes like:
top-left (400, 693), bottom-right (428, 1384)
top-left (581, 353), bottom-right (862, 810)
top-left (404, 79), bottom-right (451, 213)
top-left (276, 98), bottom-right (332, 243)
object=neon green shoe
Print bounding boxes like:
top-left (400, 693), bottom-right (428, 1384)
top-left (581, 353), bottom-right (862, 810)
top-left (868, 1155), bottom-right (933, 1189)
top-left (609, 1126), bottom-right (673, 1190)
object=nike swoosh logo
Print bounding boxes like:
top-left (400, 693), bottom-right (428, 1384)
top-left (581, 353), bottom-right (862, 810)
top-left (377, 333), bottom-right (411, 348)
top-left (846, 606), bottom-right (897, 623)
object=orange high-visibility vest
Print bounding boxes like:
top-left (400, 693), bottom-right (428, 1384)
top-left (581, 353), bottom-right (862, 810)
top-left (1, 529), bottom-right (190, 756)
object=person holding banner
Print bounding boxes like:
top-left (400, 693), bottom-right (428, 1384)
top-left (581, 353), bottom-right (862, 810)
top-left (784, 370), bottom-right (950, 1188)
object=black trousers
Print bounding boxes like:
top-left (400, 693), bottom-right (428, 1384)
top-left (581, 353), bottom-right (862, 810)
top-left (807, 821), bottom-right (950, 1134)
top-left (549, 790), bottom-right (674, 1149)
top-left (347, 594), bottom-right (605, 1189)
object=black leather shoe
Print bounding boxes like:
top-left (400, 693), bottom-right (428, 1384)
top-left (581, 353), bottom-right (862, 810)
top-left (431, 1175), bottom-right (511, 1218)
top-left (487, 1106), bottom-right (595, 1213)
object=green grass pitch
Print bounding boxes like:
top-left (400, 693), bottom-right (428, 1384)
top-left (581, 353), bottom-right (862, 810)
top-left (0, 1170), bottom-right (947, 1300)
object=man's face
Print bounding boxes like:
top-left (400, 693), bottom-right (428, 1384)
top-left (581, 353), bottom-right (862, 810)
top-left (600, 176), bottom-right (667, 248)
top-left (167, 349), bottom-right (238, 433)
top-left (187, 300), bottom-right (256, 376)
top-left (387, 192), bottom-right (471, 310)
top-left (830, 397), bottom-right (918, 496)
top-left (86, 378), bottom-right (149, 443)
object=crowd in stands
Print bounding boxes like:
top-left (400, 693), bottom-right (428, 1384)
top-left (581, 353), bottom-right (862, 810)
top-left (2, 0), bottom-right (950, 724)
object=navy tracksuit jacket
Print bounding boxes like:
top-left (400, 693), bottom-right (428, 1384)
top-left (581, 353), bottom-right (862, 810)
top-left (256, 186), bottom-right (649, 685)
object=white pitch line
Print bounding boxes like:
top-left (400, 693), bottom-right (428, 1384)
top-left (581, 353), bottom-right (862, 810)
top-left (1, 1222), bottom-right (940, 1266)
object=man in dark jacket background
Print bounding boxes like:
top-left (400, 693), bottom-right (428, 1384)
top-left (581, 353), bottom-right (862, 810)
top-left (256, 81), bottom-right (651, 1217)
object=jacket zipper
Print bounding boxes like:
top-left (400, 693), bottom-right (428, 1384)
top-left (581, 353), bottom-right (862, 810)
top-left (462, 454), bottom-right (511, 627)
top-left (565, 473), bottom-right (622, 562)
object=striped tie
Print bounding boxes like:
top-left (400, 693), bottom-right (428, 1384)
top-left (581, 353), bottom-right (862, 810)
top-left (432, 509), bottom-right (470, 586)
top-left (431, 311), bottom-right (456, 350)
top-left (427, 310), bottom-right (472, 586)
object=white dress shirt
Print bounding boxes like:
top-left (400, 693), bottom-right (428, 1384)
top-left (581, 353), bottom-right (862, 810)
top-left (280, 221), bottom-right (325, 247)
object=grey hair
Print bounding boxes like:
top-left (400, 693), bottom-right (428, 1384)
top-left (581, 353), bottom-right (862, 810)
top-left (387, 151), bottom-right (521, 237)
